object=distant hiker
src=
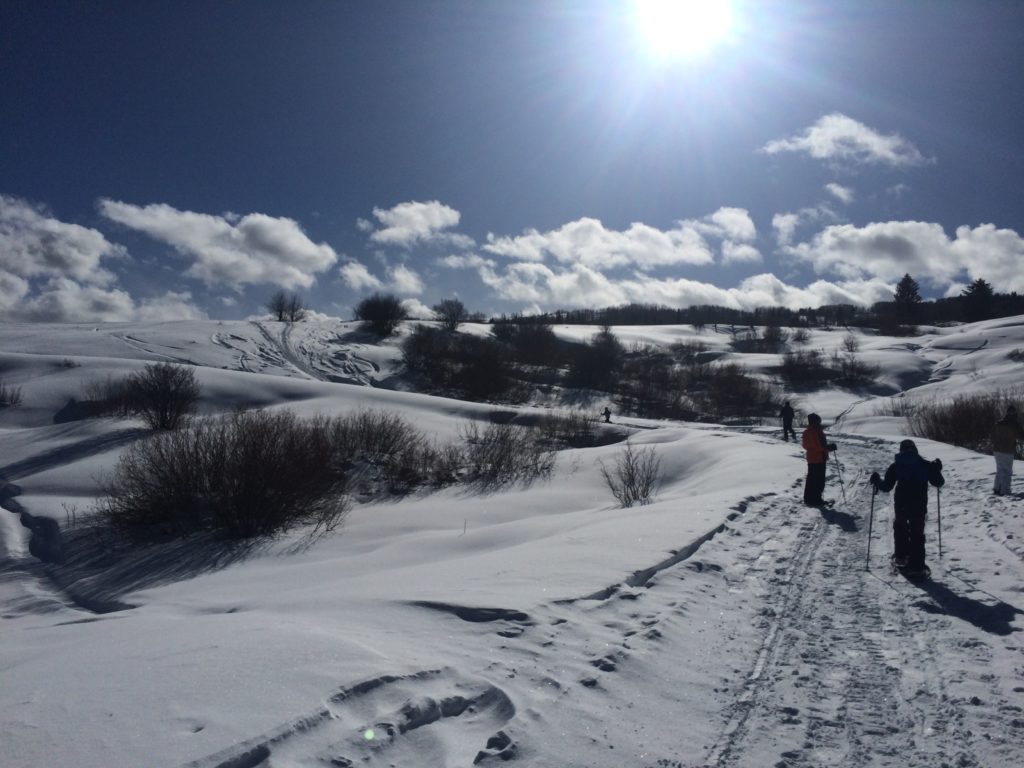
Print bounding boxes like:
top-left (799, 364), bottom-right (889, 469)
top-left (991, 405), bottom-right (1024, 495)
top-left (801, 413), bottom-right (837, 506)
top-left (602, 406), bottom-right (612, 424)
top-left (780, 401), bottom-right (796, 441)
top-left (871, 439), bottom-right (944, 578)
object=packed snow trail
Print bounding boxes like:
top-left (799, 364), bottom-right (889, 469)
top-left (701, 434), bottom-right (1024, 768)
top-left (179, 432), bottom-right (1024, 768)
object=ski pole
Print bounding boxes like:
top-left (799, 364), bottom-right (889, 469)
top-left (833, 450), bottom-right (848, 505)
top-left (937, 486), bottom-right (942, 559)
top-left (866, 483), bottom-right (876, 571)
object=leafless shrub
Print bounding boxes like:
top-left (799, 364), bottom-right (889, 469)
top-left (460, 420), bottom-right (555, 487)
top-left (669, 340), bottom-right (708, 360)
top-left (355, 292), bottom-right (408, 336)
top-left (695, 363), bottom-right (782, 419)
top-left (536, 409), bottom-right (599, 449)
top-left (842, 333), bottom-right (861, 353)
top-left (0, 379), bottom-right (23, 407)
top-left (830, 349), bottom-right (880, 383)
top-left (873, 396), bottom-right (919, 418)
top-left (908, 388), bottom-right (1024, 455)
top-left (81, 364), bottom-right (199, 428)
top-left (762, 324), bottom-right (790, 347)
top-left (127, 363), bottom-right (200, 430)
top-left (97, 409), bottom-right (350, 540)
top-left (780, 348), bottom-right (832, 386)
top-left (81, 374), bottom-right (134, 417)
top-left (599, 442), bottom-right (662, 507)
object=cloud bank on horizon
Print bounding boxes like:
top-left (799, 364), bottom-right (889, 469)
top-left (2, 113), bottom-right (1022, 323)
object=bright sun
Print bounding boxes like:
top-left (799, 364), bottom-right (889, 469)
top-left (634, 0), bottom-right (734, 60)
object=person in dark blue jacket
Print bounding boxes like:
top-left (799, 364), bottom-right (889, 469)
top-left (870, 439), bottom-right (944, 577)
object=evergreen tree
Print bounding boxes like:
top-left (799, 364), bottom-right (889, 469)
top-left (893, 273), bottom-right (922, 321)
top-left (962, 278), bottom-right (995, 321)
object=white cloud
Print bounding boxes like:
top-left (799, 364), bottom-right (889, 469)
top-left (134, 291), bottom-right (208, 322)
top-left (99, 199), bottom-right (338, 289)
top-left (702, 207), bottom-right (756, 241)
top-left (483, 217), bottom-right (715, 271)
top-left (12, 277), bottom-right (137, 322)
top-left (366, 200), bottom-right (475, 250)
top-left (0, 194), bottom-right (124, 284)
top-left (762, 113), bottom-right (928, 168)
top-left (473, 258), bottom-right (893, 313)
top-left (401, 298), bottom-right (435, 320)
top-left (722, 242), bottom-right (762, 264)
top-left (338, 260), bottom-right (424, 295)
top-left (438, 253), bottom-right (495, 270)
top-left (0, 271), bottom-right (29, 312)
top-left (786, 220), bottom-right (1024, 293)
top-left (388, 264), bottom-right (423, 295)
top-left (1, 278), bottom-right (208, 323)
top-left (824, 183), bottom-right (854, 204)
top-left (772, 213), bottom-right (801, 248)
top-left (339, 260), bottom-right (383, 291)
top-left (771, 206), bottom-right (839, 247)
top-left (948, 223), bottom-right (1024, 293)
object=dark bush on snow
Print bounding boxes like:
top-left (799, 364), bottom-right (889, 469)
top-left (97, 409), bottom-right (350, 539)
top-left (126, 363), bottom-right (200, 430)
top-left (355, 292), bottom-right (408, 336)
top-left (780, 348), bottom-right (833, 387)
top-left (460, 420), bottom-right (555, 487)
top-left (564, 326), bottom-right (624, 392)
top-left (0, 378), bottom-right (23, 407)
top-left (80, 363), bottom-right (199, 429)
top-left (402, 326), bottom-right (517, 401)
top-left (491, 322), bottom-right (562, 366)
top-left (908, 389), bottom-right (1024, 457)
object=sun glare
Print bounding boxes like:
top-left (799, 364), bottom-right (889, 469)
top-left (634, 0), bottom-right (734, 60)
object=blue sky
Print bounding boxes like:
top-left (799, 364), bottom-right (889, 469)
top-left (2, 0), bottom-right (1024, 322)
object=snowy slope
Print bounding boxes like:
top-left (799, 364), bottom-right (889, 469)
top-left (2, 318), bottom-right (1023, 768)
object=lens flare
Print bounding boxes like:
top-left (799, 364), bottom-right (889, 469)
top-left (634, 0), bottom-right (734, 60)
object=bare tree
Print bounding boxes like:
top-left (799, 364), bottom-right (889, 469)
top-left (267, 291), bottom-right (307, 322)
top-left (286, 293), bottom-right (307, 322)
top-left (433, 298), bottom-right (468, 332)
top-left (267, 290), bottom-right (288, 321)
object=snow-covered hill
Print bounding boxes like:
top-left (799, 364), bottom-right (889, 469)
top-left (2, 318), bottom-right (1023, 768)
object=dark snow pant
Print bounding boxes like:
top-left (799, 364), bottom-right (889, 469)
top-left (783, 421), bottom-right (796, 441)
top-left (893, 506), bottom-right (927, 568)
top-left (804, 462), bottom-right (826, 505)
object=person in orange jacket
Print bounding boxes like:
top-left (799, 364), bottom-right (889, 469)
top-left (802, 413), bottom-right (836, 506)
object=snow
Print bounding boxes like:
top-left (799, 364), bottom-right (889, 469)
top-left (2, 318), bottom-right (1024, 767)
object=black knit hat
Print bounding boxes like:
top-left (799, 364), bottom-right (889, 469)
top-left (899, 439), bottom-right (918, 454)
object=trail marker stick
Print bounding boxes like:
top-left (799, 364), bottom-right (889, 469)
top-left (866, 484), bottom-right (877, 571)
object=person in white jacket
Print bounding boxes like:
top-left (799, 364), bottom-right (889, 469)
top-left (991, 406), bottom-right (1024, 495)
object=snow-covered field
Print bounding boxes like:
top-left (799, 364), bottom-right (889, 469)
top-left (2, 318), bottom-right (1023, 768)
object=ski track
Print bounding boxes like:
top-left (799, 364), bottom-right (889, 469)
top-left (178, 432), bottom-right (1024, 768)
